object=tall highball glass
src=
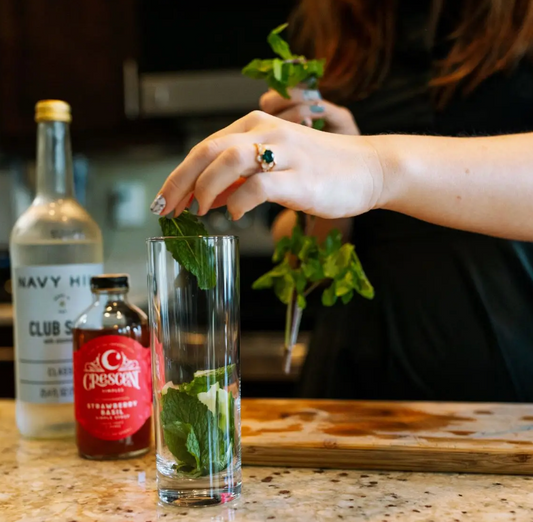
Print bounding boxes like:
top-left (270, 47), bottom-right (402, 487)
top-left (147, 236), bottom-right (241, 507)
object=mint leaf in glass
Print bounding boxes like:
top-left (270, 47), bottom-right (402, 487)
top-left (163, 420), bottom-right (201, 474)
top-left (181, 364), bottom-right (236, 397)
top-left (161, 373), bottom-right (235, 477)
top-left (158, 211), bottom-right (216, 290)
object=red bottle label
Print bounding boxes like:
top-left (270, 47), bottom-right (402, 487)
top-left (74, 335), bottom-right (152, 441)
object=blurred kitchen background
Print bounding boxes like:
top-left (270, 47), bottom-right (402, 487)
top-left (0, 0), bottom-right (321, 399)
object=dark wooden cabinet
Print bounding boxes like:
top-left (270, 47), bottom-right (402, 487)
top-left (0, 0), bottom-right (138, 143)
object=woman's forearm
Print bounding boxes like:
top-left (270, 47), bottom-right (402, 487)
top-left (371, 133), bottom-right (533, 241)
top-left (154, 111), bottom-right (533, 241)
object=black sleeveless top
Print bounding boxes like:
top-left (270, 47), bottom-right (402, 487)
top-left (299, 1), bottom-right (533, 401)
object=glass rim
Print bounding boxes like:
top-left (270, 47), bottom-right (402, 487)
top-left (147, 235), bottom-right (238, 242)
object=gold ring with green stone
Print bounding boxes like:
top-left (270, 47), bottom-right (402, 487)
top-left (254, 143), bottom-right (276, 172)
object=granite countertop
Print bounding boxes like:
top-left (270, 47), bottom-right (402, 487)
top-left (1, 400), bottom-right (532, 522)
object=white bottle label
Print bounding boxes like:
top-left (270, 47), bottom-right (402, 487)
top-left (13, 263), bottom-right (103, 404)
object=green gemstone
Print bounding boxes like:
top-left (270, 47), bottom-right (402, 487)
top-left (262, 149), bottom-right (274, 164)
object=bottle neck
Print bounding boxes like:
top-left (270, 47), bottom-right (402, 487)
top-left (92, 290), bottom-right (130, 304)
top-left (36, 121), bottom-right (75, 200)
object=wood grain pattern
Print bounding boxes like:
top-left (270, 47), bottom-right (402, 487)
top-left (241, 399), bottom-right (533, 475)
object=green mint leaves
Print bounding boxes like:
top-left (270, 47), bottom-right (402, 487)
top-left (242, 23), bottom-right (326, 105)
top-left (267, 23), bottom-right (293, 60)
top-left (159, 211), bottom-right (216, 290)
top-left (163, 420), bottom-right (201, 472)
top-left (253, 224), bottom-right (374, 309)
top-left (181, 365), bottom-right (236, 397)
top-left (161, 365), bottom-right (236, 477)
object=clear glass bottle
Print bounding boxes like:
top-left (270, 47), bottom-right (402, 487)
top-left (10, 100), bottom-right (103, 438)
top-left (73, 274), bottom-right (151, 460)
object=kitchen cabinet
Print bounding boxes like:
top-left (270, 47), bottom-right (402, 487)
top-left (0, 0), bottom-right (138, 146)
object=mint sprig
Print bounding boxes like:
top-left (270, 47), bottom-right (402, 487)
top-left (161, 365), bottom-right (236, 477)
top-left (242, 23), bottom-right (325, 130)
top-left (159, 211), bottom-right (216, 290)
top-left (244, 25), bottom-right (374, 370)
top-left (253, 224), bottom-right (374, 310)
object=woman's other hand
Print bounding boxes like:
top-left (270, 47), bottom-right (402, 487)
top-left (151, 111), bottom-right (383, 221)
top-left (259, 88), bottom-right (360, 135)
top-left (260, 88), bottom-right (358, 243)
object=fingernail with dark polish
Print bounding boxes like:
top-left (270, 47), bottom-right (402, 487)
top-left (225, 210), bottom-right (233, 221)
top-left (310, 104), bottom-right (325, 114)
top-left (189, 197), bottom-right (199, 215)
top-left (150, 194), bottom-right (166, 215)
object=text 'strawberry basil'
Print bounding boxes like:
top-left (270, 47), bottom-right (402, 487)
top-left (74, 336), bottom-right (152, 441)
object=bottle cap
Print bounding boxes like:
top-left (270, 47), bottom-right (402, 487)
top-left (35, 100), bottom-right (72, 123)
top-left (91, 274), bottom-right (129, 290)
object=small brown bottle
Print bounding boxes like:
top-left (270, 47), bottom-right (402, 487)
top-left (73, 274), bottom-right (152, 460)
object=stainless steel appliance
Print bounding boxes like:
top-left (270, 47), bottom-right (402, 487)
top-left (124, 1), bottom-right (295, 118)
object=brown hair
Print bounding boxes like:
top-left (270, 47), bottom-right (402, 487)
top-left (290, 0), bottom-right (533, 107)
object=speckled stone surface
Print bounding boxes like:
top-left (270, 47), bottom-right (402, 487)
top-left (1, 400), bottom-right (533, 522)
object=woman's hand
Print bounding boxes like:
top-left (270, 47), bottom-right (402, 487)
top-left (151, 111), bottom-right (383, 221)
top-left (259, 89), bottom-right (359, 243)
top-left (259, 88), bottom-right (360, 135)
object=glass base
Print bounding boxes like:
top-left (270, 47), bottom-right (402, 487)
top-left (156, 454), bottom-right (242, 507)
top-left (158, 484), bottom-right (241, 507)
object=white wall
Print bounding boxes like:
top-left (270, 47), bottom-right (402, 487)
top-left (85, 147), bottom-right (185, 304)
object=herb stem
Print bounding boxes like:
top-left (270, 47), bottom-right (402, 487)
top-left (283, 211), bottom-right (316, 373)
top-left (303, 280), bottom-right (323, 297)
top-left (284, 289), bottom-right (302, 374)
top-left (284, 290), bottom-right (294, 350)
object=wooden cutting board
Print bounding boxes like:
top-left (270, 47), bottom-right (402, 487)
top-left (241, 399), bottom-right (533, 475)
